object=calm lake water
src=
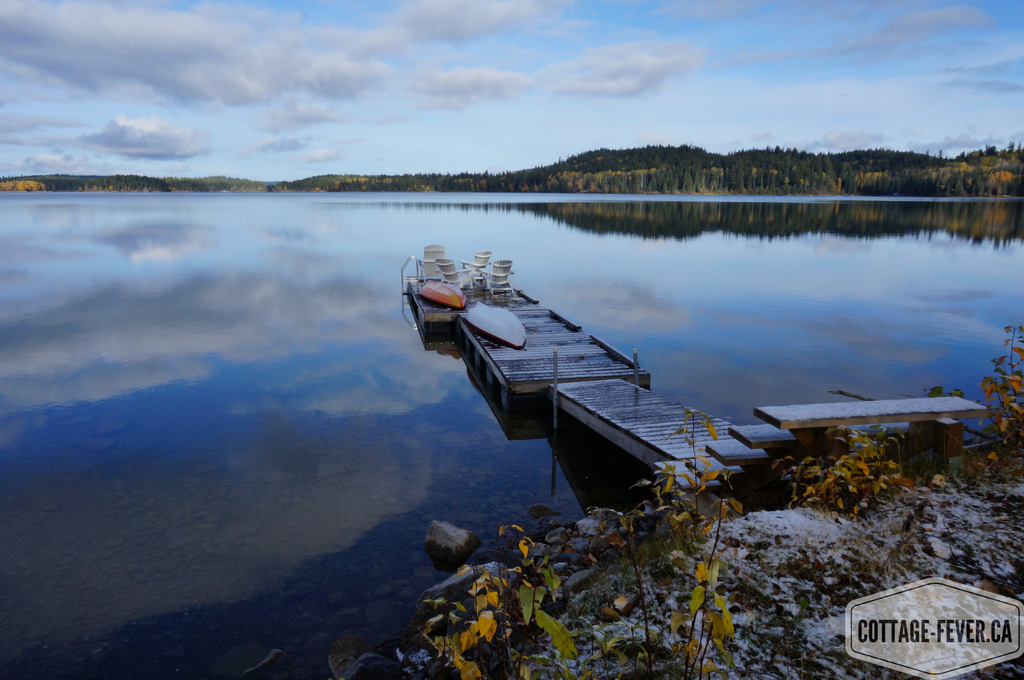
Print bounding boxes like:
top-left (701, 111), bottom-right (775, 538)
top-left (1, 194), bottom-right (1022, 678)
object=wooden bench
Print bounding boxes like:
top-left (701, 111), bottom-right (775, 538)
top-left (752, 396), bottom-right (991, 460)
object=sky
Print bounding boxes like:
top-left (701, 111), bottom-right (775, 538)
top-left (0, 0), bottom-right (1023, 181)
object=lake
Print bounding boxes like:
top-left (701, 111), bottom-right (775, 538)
top-left (1, 193), bottom-right (1022, 678)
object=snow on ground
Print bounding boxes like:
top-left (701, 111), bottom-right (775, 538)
top-left (564, 477), bottom-right (1024, 679)
top-left (717, 478), bottom-right (1024, 679)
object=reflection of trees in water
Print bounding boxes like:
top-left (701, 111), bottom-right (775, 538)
top-left (512, 201), bottom-right (1024, 244)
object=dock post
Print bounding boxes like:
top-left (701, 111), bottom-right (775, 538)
top-left (552, 347), bottom-right (558, 430)
top-left (633, 348), bottom-right (639, 387)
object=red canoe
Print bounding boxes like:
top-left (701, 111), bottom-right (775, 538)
top-left (420, 281), bottom-right (466, 309)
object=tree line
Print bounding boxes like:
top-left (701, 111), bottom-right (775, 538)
top-left (274, 145), bottom-right (1024, 197)
top-left (2, 144), bottom-right (1022, 196)
top-left (0, 175), bottom-right (267, 192)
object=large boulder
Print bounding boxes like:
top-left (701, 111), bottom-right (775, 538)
top-left (423, 521), bottom-right (481, 571)
top-left (329, 636), bottom-right (377, 680)
top-left (399, 562), bottom-right (500, 652)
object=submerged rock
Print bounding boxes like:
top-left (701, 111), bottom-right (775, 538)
top-left (528, 504), bottom-right (560, 519)
top-left (328, 636), bottom-right (376, 679)
top-left (207, 642), bottom-right (273, 678)
top-left (423, 521), bottom-right (481, 571)
top-left (346, 653), bottom-right (403, 680)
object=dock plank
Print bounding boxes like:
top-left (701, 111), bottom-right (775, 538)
top-left (551, 379), bottom-right (732, 489)
top-left (457, 309), bottom-right (651, 407)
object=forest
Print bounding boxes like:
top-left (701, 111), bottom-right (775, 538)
top-left (273, 144), bottom-right (1024, 197)
top-left (0, 175), bottom-right (266, 192)
top-left (2, 144), bottom-right (1023, 196)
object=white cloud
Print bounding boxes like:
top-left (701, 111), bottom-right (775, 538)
top-left (303, 148), bottom-right (340, 163)
top-left (238, 137), bottom-right (307, 159)
top-left (0, 0), bottom-right (390, 105)
top-left (819, 130), bottom-right (885, 151)
top-left (393, 0), bottom-right (558, 42)
top-left (0, 113), bottom-right (83, 134)
top-left (412, 67), bottom-right (528, 110)
top-left (0, 152), bottom-right (110, 175)
top-left (908, 133), bottom-right (1004, 154)
top-left (254, 100), bottom-right (347, 133)
top-left (78, 115), bottom-right (210, 160)
top-left (544, 41), bottom-right (703, 97)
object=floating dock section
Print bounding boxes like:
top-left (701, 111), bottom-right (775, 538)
top-left (456, 307), bottom-right (650, 411)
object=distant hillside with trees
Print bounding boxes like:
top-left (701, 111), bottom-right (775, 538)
top-left (0, 175), bottom-right (266, 192)
top-left (2, 144), bottom-right (1022, 196)
top-left (274, 144), bottom-right (1024, 197)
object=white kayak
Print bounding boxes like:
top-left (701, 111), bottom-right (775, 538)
top-left (465, 304), bottom-right (526, 349)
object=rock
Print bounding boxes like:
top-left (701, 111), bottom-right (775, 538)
top-left (208, 642), bottom-right (273, 678)
top-left (575, 517), bottom-right (602, 536)
top-left (423, 521), bottom-right (481, 571)
top-left (527, 544), bottom-right (554, 558)
top-left (399, 562), bottom-right (500, 651)
top-left (560, 551), bottom-right (586, 566)
top-left (528, 504), bottom-right (560, 519)
top-left (563, 568), bottom-right (598, 595)
top-left (244, 649), bottom-right (284, 675)
top-left (328, 636), bottom-right (376, 679)
top-left (328, 592), bottom-right (347, 605)
top-left (345, 653), bottom-right (403, 680)
top-left (588, 536), bottom-right (610, 553)
top-left (545, 528), bottom-right (568, 545)
top-left (569, 538), bottom-right (590, 552)
top-left (288, 612), bottom-right (324, 633)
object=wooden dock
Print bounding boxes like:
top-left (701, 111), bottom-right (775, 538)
top-left (456, 308), bottom-right (651, 411)
top-left (550, 380), bottom-right (785, 499)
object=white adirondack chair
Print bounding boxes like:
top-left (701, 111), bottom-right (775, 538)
top-left (422, 245), bottom-right (445, 278)
top-left (459, 251), bottom-right (491, 287)
top-left (483, 259), bottom-right (514, 295)
top-left (435, 258), bottom-right (469, 288)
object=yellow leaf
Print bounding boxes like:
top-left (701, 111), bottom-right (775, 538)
top-left (519, 539), bottom-right (529, 559)
top-left (600, 606), bottom-right (621, 620)
top-left (695, 562), bottom-right (708, 583)
top-left (460, 628), bottom-right (476, 651)
top-left (512, 524), bottom-right (524, 533)
top-left (708, 559), bottom-right (722, 589)
top-left (690, 586), bottom-right (705, 617)
top-left (475, 594), bottom-right (488, 614)
top-left (988, 452), bottom-right (999, 460)
top-left (478, 611), bottom-right (497, 642)
top-left (457, 660), bottom-right (482, 680)
top-left (535, 610), bottom-right (577, 660)
top-left (614, 596), bottom-right (629, 612)
top-left (671, 609), bottom-right (687, 635)
top-left (487, 590), bottom-right (499, 608)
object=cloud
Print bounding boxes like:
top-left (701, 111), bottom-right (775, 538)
top-left (0, 0), bottom-right (390, 105)
top-left (303, 148), bottom-right (340, 163)
top-left (752, 131), bottom-right (775, 142)
top-left (0, 113), bottom-right (83, 134)
top-left (836, 6), bottom-right (993, 56)
top-left (941, 61), bottom-right (1011, 76)
top-left (389, 0), bottom-right (559, 44)
top-left (78, 115), bottom-right (210, 160)
top-left (412, 67), bottom-right (528, 109)
top-left (254, 100), bottom-right (347, 133)
top-left (945, 79), bottom-right (1024, 95)
top-left (545, 41), bottom-right (703, 97)
top-left (908, 133), bottom-right (1004, 154)
top-left (722, 6), bottom-right (996, 67)
top-left (0, 152), bottom-right (108, 175)
top-left (818, 130), bottom-right (885, 151)
top-left (238, 137), bottom-right (307, 159)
